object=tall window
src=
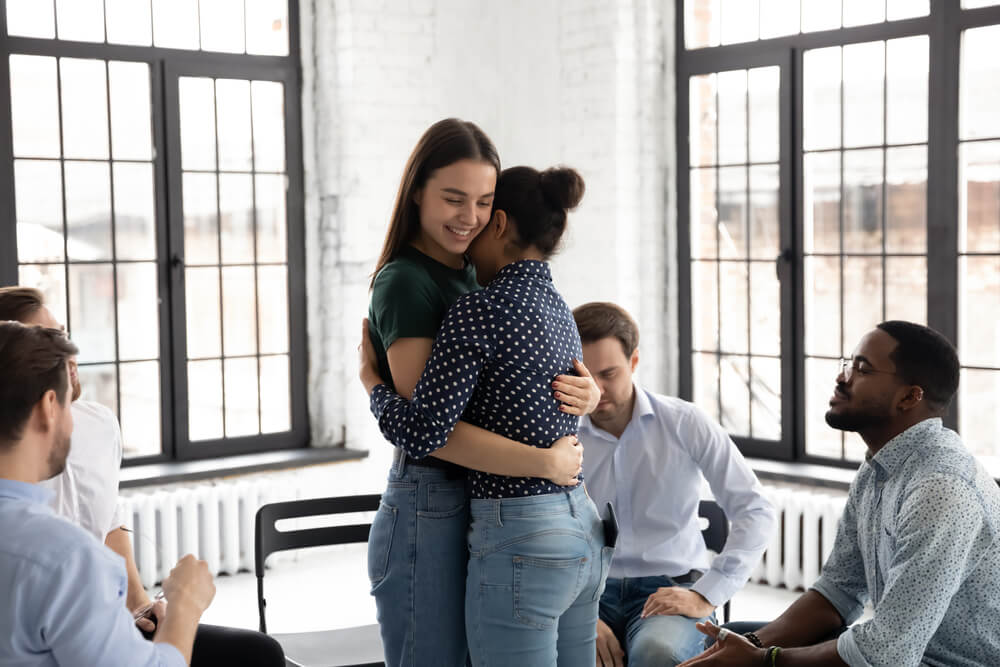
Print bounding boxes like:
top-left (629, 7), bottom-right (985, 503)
top-left (0, 0), bottom-right (307, 462)
top-left (678, 0), bottom-right (1000, 468)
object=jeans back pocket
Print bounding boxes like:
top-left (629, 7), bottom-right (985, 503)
top-left (367, 502), bottom-right (398, 588)
top-left (513, 555), bottom-right (587, 629)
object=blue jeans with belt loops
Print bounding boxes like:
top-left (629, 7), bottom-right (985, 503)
top-left (466, 485), bottom-right (613, 667)
top-left (367, 450), bottom-right (470, 667)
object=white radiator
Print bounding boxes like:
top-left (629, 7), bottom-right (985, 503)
top-left (751, 485), bottom-right (848, 591)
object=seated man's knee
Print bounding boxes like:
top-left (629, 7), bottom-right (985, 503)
top-left (628, 632), bottom-right (688, 667)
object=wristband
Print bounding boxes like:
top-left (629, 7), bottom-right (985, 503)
top-left (743, 632), bottom-right (764, 648)
top-left (763, 646), bottom-right (781, 666)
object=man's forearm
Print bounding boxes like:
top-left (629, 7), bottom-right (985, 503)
top-left (105, 527), bottom-right (151, 611)
top-left (755, 590), bottom-right (845, 648)
top-left (153, 598), bottom-right (202, 664)
top-left (770, 639), bottom-right (848, 667)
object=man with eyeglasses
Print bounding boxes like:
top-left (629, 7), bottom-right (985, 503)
top-left (679, 321), bottom-right (1000, 667)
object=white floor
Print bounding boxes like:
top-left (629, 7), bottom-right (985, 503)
top-left (200, 544), bottom-right (803, 634)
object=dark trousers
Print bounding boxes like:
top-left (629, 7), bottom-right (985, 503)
top-left (145, 623), bottom-right (285, 666)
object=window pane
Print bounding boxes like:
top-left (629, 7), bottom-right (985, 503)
top-left (960, 141), bottom-right (1000, 253)
top-left (113, 163), bottom-right (157, 261)
top-left (255, 174), bottom-right (287, 262)
top-left (963, 0), bottom-right (1000, 8)
top-left (885, 257), bottom-right (926, 324)
top-left (720, 0), bottom-right (758, 44)
top-left (200, 0), bottom-right (246, 52)
top-left (109, 61), bottom-right (153, 161)
top-left (717, 70), bottom-right (747, 165)
top-left (887, 0), bottom-right (928, 20)
top-left (718, 166), bottom-right (747, 258)
top-left (152, 0), bottom-right (199, 49)
top-left (260, 355), bottom-right (291, 433)
top-left (188, 359), bottom-right (223, 441)
top-left (6, 0), bottom-right (55, 38)
top-left (719, 261), bottom-right (749, 353)
top-left (19, 264), bottom-right (67, 327)
top-left (844, 432), bottom-right (867, 461)
top-left (694, 352), bottom-right (721, 422)
top-left (120, 361), bottom-right (161, 457)
top-left (179, 78), bottom-right (217, 171)
top-left (961, 25), bottom-right (1000, 141)
top-left (759, 0), bottom-right (799, 39)
top-left (686, 0), bottom-right (721, 49)
top-left (804, 256), bottom-right (841, 356)
top-left (750, 356), bottom-right (781, 440)
top-left (222, 266), bottom-right (258, 356)
top-left (183, 173), bottom-right (219, 265)
top-left (886, 36), bottom-right (928, 145)
top-left (803, 151), bottom-right (841, 254)
top-left (842, 0), bottom-right (885, 27)
top-left (251, 81), bottom-right (286, 172)
top-left (185, 267), bottom-right (221, 359)
top-left (803, 47), bottom-right (841, 151)
top-left (720, 355), bottom-right (750, 436)
top-left (689, 75), bottom-right (718, 169)
top-left (805, 357), bottom-right (843, 458)
top-left (801, 0), bottom-right (841, 32)
top-left (56, 0), bottom-right (104, 42)
top-left (224, 357), bottom-right (259, 437)
top-left (65, 161), bottom-right (113, 261)
top-left (691, 168), bottom-right (718, 258)
top-left (885, 146), bottom-right (927, 253)
top-left (105, 0), bottom-right (153, 46)
top-left (68, 263), bottom-right (116, 363)
top-left (77, 363), bottom-right (118, 416)
top-left (749, 165), bottom-right (780, 260)
top-left (842, 256), bottom-right (883, 357)
top-left (960, 256), bottom-right (1000, 368)
top-left (843, 42), bottom-right (884, 149)
top-left (10, 55), bottom-right (60, 158)
top-left (219, 174), bottom-right (255, 264)
top-left (15, 160), bottom-right (64, 263)
top-left (216, 79), bottom-right (253, 171)
top-left (257, 266), bottom-right (288, 354)
top-left (748, 67), bottom-right (779, 164)
top-left (691, 260), bottom-right (719, 350)
top-left (750, 262), bottom-right (780, 356)
top-left (60, 59), bottom-right (109, 160)
top-left (843, 149), bottom-right (883, 253)
top-left (246, 0), bottom-right (289, 56)
top-left (959, 370), bottom-right (1000, 460)
top-left (116, 263), bottom-right (160, 361)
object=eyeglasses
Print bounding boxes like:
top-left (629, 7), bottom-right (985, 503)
top-left (838, 357), bottom-right (896, 381)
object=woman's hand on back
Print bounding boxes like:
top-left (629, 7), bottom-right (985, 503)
top-left (545, 434), bottom-right (583, 486)
top-left (552, 359), bottom-right (601, 415)
top-left (358, 318), bottom-right (384, 394)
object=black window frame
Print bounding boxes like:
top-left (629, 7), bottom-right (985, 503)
top-left (676, 0), bottom-right (1000, 467)
top-left (0, 0), bottom-right (309, 464)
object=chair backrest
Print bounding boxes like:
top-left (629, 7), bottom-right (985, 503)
top-left (254, 493), bottom-right (381, 633)
top-left (698, 499), bottom-right (729, 555)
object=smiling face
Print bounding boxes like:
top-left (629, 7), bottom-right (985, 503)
top-left (412, 159), bottom-right (496, 267)
top-left (825, 328), bottom-right (907, 432)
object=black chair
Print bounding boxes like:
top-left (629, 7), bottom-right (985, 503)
top-left (255, 494), bottom-right (385, 667)
top-left (698, 499), bottom-right (731, 623)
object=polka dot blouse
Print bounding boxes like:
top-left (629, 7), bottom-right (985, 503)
top-left (369, 259), bottom-right (582, 499)
top-left (811, 418), bottom-right (1000, 666)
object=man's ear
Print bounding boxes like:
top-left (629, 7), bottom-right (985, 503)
top-left (896, 385), bottom-right (924, 412)
top-left (491, 209), bottom-right (508, 239)
top-left (35, 389), bottom-right (58, 433)
top-left (629, 348), bottom-right (640, 373)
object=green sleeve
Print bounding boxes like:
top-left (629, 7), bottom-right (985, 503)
top-left (370, 261), bottom-right (444, 349)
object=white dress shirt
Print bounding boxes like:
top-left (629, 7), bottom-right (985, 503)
top-left (580, 385), bottom-right (775, 606)
top-left (38, 400), bottom-right (125, 540)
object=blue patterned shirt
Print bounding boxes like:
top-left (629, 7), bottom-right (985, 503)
top-left (812, 418), bottom-right (1000, 667)
top-left (370, 259), bottom-right (582, 499)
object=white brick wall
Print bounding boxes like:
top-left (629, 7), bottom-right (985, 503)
top-left (300, 1), bottom-right (678, 478)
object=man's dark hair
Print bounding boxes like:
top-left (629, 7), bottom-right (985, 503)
top-left (0, 286), bottom-right (45, 323)
top-left (877, 320), bottom-right (960, 411)
top-left (0, 321), bottom-right (78, 445)
top-left (573, 302), bottom-right (640, 357)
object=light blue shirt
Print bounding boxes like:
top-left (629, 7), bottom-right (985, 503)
top-left (0, 478), bottom-right (185, 667)
top-left (812, 418), bottom-right (1000, 667)
top-left (579, 385), bottom-right (775, 606)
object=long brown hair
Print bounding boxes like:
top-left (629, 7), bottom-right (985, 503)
top-left (371, 118), bottom-right (500, 286)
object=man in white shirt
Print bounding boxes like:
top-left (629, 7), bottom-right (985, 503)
top-left (573, 302), bottom-right (776, 667)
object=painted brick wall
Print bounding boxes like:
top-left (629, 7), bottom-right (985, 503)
top-left (299, 1), bottom-right (677, 480)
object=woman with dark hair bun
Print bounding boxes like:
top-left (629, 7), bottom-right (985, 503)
top-left (361, 164), bottom-right (612, 666)
top-left (364, 124), bottom-right (600, 666)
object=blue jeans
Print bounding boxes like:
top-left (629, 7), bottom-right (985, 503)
top-left (466, 485), bottom-right (611, 667)
top-left (367, 453), bottom-right (469, 667)
top-left (600, 575), bottom-right (717, 666)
